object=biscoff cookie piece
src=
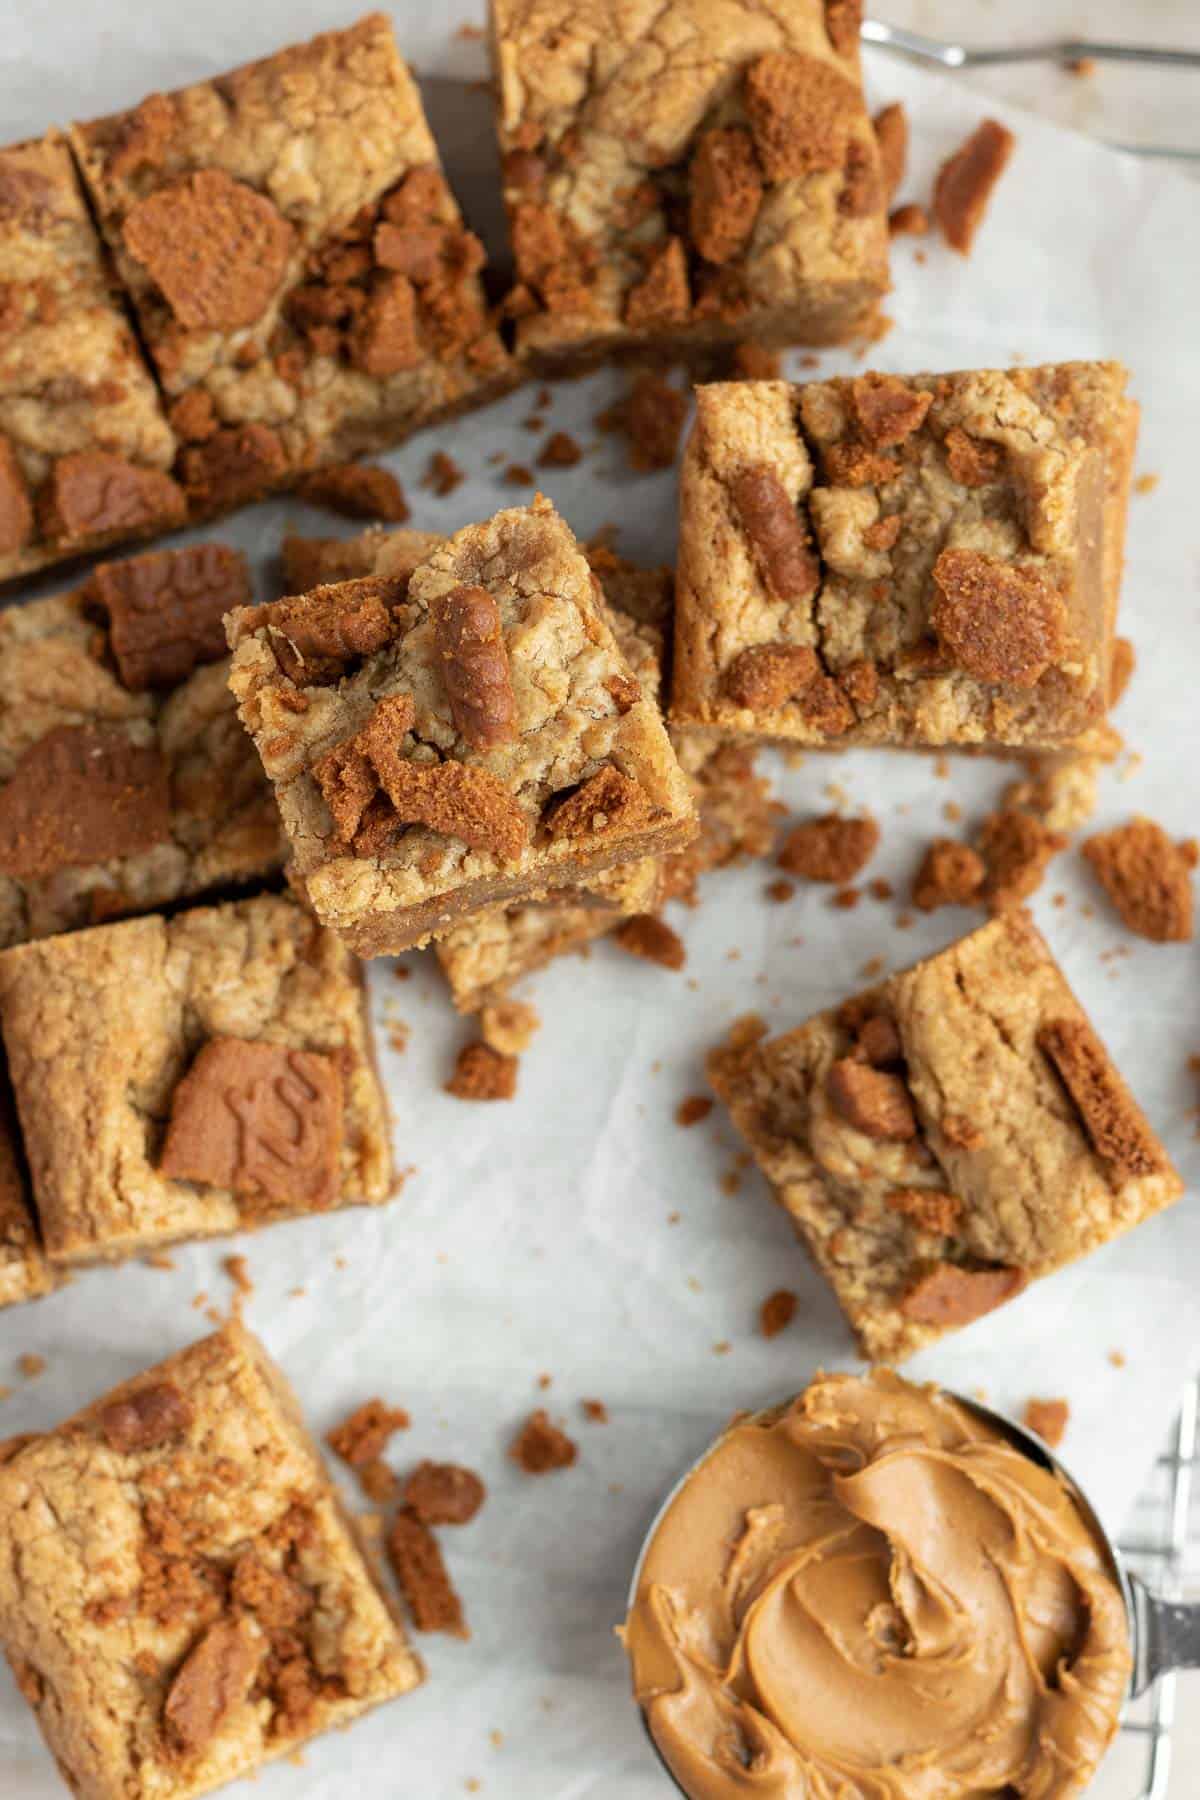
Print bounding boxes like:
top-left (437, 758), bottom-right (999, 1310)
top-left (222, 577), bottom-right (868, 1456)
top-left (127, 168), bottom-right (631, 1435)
top-left (0, 1322), bottom-right (423, 1799)
top-left (0, 132), bottom-right (182, 584)
top-left (672, 362), bottom-right (1137, 750)
top-left (228, 497), bottom-right (696, 956)
top-left (708, 910), bottom-right (1181, 1362)
top-left (71, 16), bottom-right (516, 515)
top-left (1082, 817), bottom-right (1195, 942)
top-left (493, 0), bottom-right (889, 370)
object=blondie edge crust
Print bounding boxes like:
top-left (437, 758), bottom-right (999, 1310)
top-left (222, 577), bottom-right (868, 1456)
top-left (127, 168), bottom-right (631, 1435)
top-left (70, 14), bottom-right (517, 518)
top-left (0, 1065), bottom-right (52, 1309)
top-left (672, 362), bottom-right (1138, 749)
top-left (492, 0), bottom-right (889, 368)
top-left (227, 497), bottom-right (697, 956)
top-left (0, 893), bottom-right (393, 1266)
top-left (709, 910), bottom-right (1181, 1362)
top-left (0, 1322), bottom-right (422, 1800)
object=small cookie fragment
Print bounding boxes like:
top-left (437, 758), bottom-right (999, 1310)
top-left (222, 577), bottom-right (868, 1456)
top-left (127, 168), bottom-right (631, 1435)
top-left (99, 1382), bottom-right (193, 1454)
top-left (387, 1509), bottom-right (469, 1637)
top-left (778, 814), bottom-right (879, 883)
top-left (403, 1460), bottom-right (487, 1526)
top-left (608, 371), bottom-right (689, 472)
top-left (900, 1262), bottom-right (1026, 1326)
top-left (163, 1616), bottom-right (264, 1754)
top-left (759, 1289), bottom-right (797, 1338)
top-left (326, 1398), bottom-right (410, 1467)
top-left (295, 463), bottom-right (410, 522)
top-left (978, 810), bottom-right (1065, 912)
top-left (1038, 1016), bottom-right (1170, 1181)
top-left (872, 103), bottom-right (907, 202)
top-left (431, 584), bottom-right (518, 751)
top-left (446, 1041), bottom-right (518, 1102)
top-left (930, 548), bottom-right (1065, 687)
top-left (1082, 818), bottom-right (1194, 943)
top-left (933, 118), bottom-right (1016, 254)
top-left (826, 1059), bottom-right (916, 1140)
top-left (510, 1409), bottom-right (577, 1474)
top-left (913, 839), bottom-right (985, 911)
top-left (1023, 1397), bottom-right (1069, 1448)
top-left (480, 1000), bottom-right (541, 1057)
top-left (1109, 637), bottom-right (1135, 708)
top-left (614, 915), bottom-right (686, 971)
top-left (731, 465), bottom-right (820, 603)
top-left (538, 431), bottom-right (582, 468)
top-left (885, 1188), bottom-right (962, 1235)
top-left (723, 643), bottom-right (819, 712)
top-left (676, 1095), bottom-right (713, 1128)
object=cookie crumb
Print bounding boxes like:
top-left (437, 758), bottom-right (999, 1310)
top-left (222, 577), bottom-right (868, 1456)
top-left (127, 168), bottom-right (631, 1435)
top-left (358, 1460), bottom-right (399, 1503)
top-left (447, 1041), bottom-right (519, 1101)
top-left (913, 839), bottom-right (985, 912)
top-left (614, 914), bottom-right (686, 970)
top-left (423, 450), bottom-right (464, 496)
top-left (537, 431), bottom-right (582, 468)
top-left (778, 814), bottom-right (879, 883)
top-left (510, 1410), bottom-right (577, 1474)
top-left (502, 462), bottom-right (535, 486)
top-left (601, 371), bottom-right (688, 472)
top-left (387, 1508), bottom-right (469, 1637)
top-left (764, 878), bottom-right (795, 904)
top-left (1022, 1397), bottom-right (1069, 1448)
top-left (888, 202), bottom-right (929, 237)
top-left (676, 1095), bottom-right (713, 1128)
top-left (1064, 55), bottom-right (1096, 77)
top-left (327, 1398), bottom-right (410, 1467)
top-left (222, 1254), bottom-right (253, 1300)
top-left (295, 462), bottom-right (409, 522)
top-left (730, 341), bottom-right (781, 380)
top-left (1082, 818), bottom-right (1194, 942)
top-left (759, 1289), bottom-right (797, 1338)
top-left (1134, 472), bottom-right (1159, 495)
top-left (1109, 1350), bottom-right (1126, 1369)
top-left (979, 810), bottom-right (1065, 911)
top-left (143, 1251), bottom-right (177, 1270)
top-left (581, 1399), bottom-right (609, 1424)
top-left (481, 999), bottom-right (541, 1057)
top-left (17, 1354), bottom-right (45, 1380)
top-left (933, 118), bottom-right (1015, 254)
top-left (403, 1461), bottom-right (487, 1526)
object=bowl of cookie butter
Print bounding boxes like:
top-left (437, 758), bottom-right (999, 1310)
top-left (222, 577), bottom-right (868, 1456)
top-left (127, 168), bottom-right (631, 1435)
top-left (618, 1368), bottom-right (1178, 1800)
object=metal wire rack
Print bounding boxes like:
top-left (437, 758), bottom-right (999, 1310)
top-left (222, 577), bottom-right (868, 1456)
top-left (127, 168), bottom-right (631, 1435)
top-left (1103, 1375), bottom-right (1200, 1799)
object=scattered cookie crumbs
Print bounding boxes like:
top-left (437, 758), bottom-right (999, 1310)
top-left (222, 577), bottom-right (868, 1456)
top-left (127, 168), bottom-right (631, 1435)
top-left (1022, 1398), bottom-right (1070, 1448)
top-left (831, 887), bottom-right (861, 910)
top-left (676, 1095), bottom-right (713, 1128)
top-left (778, 814), bottom-right (879, 883)
top-left (581, 1399), bottom-right (609, 1424)
top-left (601, 371), bottom-right (688, 471)
top-left (537, 431), bottom-right (582, 468)
top-left (143, 1251), bottom-right (177, 1270)
top-left (868, 879), bottom-right (894, 902)
top-left (190, 1292), bottom-right (208, 1310)
top-left (1109, 1350), bottom-right (1127, 1368)
top-left (423, 450), bottom-right (464, 496)
top-left (387, 1020), bottom-right (410, 1054)
top-left (326, 1398), bottom-right (411, 1467)
top-left (859, 956), bottom-right (885, 979)
top-left (222, 1255), bottom-right (253, 1301)
top-left (387, 1508), bottom-right (469, 1637)
top-left (889, 203), bottom-right (929, 237)
top-left (713, 1341), bottom-right (732, 1356)
top-left (667, 1211), bottom-right (681, 1225)
top-left (510, 1410), bottom-right (577, 1474)
top-left (403, 1461), bottom-right (487, 1526)
top-left (760, 1289), bottom-right (797, 1338)
top-left (933, 118), bottom-right (1016, 254)
top-left (481, 999), bottom-right (541, 1057)
top-left (490, 1730), bottom-right (504, 1750)
top-left (17, 1354), bottom-right (45, 1380)
top-left (1134, 472), bottom-right (1159, 495)
top-left (502, 462), bottom-right (535, 486)
top-left (978, 810), bottom-right (1066, 912)
top-left (447, 1041), bottom-right (519, 1101)
top-left (358, 1460), bottom-right (399, 1504)
top-left (536, 1373), bottom-right (552, 1390)
top-left (764, 878), bottom-right (795, 904)
top-left (895, 910), bottom-right (914, 929)
top-left (913, 839), bottom-right (986, 912)
top-left (1082, 818), bottom-right (1195, 941)
top-left (943, 801), bottom-right (963, 824)
top-left (614, 914), bottom-right (686, 970)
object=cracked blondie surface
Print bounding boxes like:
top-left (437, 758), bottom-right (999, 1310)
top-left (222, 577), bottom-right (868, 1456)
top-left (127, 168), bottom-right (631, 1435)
top-left (673, 362), bottom-right (1137, 747)
top-left (492, 0), bottom-right (888, 366)
top-left (228, 497), bottom-right (696, 955)
top-left (708, 911), bottom-right (1181, 1362)
top-left (0, 1065), bottom-right (52, 1309)
top-left (0, 1322), bottom-right (421, 1800)
top-left (0, 544), bottom-right (285, 947)
top-left (71, 15), bottom-right (516, 515)
top-left (0, 132), bottom-right (182, 584)
top-left (0, 893), bottom-right (392, 1266)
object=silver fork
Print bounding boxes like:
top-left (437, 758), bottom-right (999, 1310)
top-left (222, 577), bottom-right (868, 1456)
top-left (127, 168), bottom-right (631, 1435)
top-left (863, 20), bottom-right (1200, 160)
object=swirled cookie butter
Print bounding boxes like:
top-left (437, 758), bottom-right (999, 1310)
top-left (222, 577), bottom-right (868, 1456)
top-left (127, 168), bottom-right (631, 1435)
top-left (622, 1370), bottom-right (1130, 1799)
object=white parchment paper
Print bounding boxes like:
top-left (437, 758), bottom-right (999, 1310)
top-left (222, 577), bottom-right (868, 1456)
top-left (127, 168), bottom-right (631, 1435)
top-left (1, 7), bottom-right (1198, 1796)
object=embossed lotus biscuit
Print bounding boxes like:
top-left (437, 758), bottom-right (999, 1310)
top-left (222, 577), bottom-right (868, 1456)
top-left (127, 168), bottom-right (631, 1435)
top-left (227, 497), bottom-right (697, 956)
top-left (70, 15), bottom-right (516, 512)
top-left (0, 1062), bottom-right (53, 1310)
top-left (0, 132), bottom-right (181, 584)
top-left (672, 362), bottom-right (1138, 749)
top-left (0, 893), bottom-right (392, 1265)
top-left (0, 1321), bottom-right (422, 1800)
top-left (493, 0), bottom-right (888, 369)
top-left (0, 543), bottom-right (284, 949)
top-left (708, 910), bottom-right (1181, 1361)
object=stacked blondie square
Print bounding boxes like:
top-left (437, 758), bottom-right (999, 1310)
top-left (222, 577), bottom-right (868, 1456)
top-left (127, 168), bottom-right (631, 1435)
top-left (0, 5), bottom-right (1188, 1797)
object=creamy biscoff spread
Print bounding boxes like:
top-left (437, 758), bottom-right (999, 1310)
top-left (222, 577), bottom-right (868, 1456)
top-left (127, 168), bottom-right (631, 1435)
top-left (622, 1369), bottom-right (1130, 1799)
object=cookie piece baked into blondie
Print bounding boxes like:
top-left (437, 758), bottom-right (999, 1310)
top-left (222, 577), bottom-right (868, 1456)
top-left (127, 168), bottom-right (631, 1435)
top-left (0, 543), bottom-right (284, 947)
top-left (708, 910), bottom-right (1180, 1362)
top-left (227, 497), bottom-right (697, 955)
top-left (0, 1065), bottom-right (52, 1309)
top-left (0, 132), bottom-right (182, 583)
top-left (0, 893), bottom-right (392, 1266)
top-left (492, 0), bottom-right (888, 368)
top-left (71, 15), bottom-right (515, 517)
top-left (673, 362), bottom-right (1138, 748)
top-left (0, 1321), bottom-right (422, 1800)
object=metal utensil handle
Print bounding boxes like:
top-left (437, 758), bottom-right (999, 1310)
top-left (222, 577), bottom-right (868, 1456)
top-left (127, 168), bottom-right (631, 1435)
top-left (1129, 1575), bottom-right (1200, 1696)
top-left (861, 23), bottom-right (1200, 69)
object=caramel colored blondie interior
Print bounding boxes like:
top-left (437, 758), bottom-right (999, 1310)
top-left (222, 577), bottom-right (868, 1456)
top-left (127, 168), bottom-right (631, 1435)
top-left (0, 1322), bottom-right (422, 1800)
top-left (673, 362), bottom-right (1137, 749)
top-left (492, 0), bottom-right (888, 368)
top-left (709, 910), bottom-right (1181, 1362)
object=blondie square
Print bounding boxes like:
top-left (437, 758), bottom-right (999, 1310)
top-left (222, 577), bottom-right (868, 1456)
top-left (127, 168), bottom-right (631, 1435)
top-left (708, 910), bottom-right (1181, 1362)
top-left (0, 542), bottom-right (285, 947)
top-left (673, 362), bottom-right (1138, 748)
top-left (0, 1321), bottom-right (422, 1800)
top-left (0, 893), bottom-right (392, 1266)
top-left (0, 1063), bottom-right (52, 1309)
top-left (491, 0), bottom-right (889, 368)
top-left (227, 497), bottom-right (697, 955)
top-left (0, 132), bottom-right (182, 584)
top-left (71, 15), bottom-right (516, 517)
